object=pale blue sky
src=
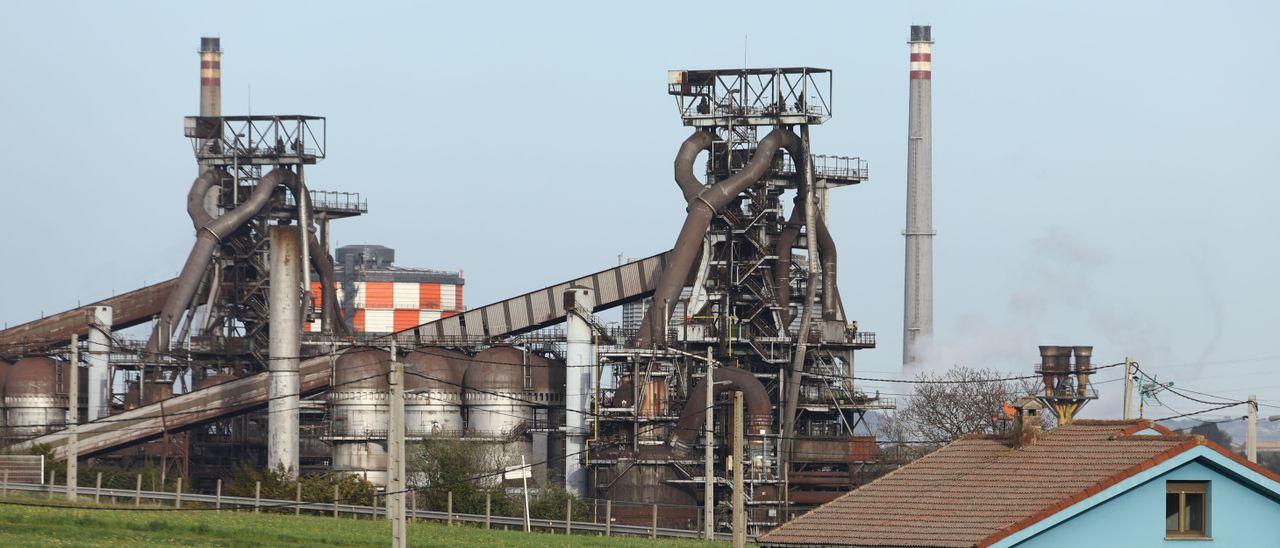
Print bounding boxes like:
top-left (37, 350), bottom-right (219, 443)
top-left (2, 1), bottom-right (1277, 418)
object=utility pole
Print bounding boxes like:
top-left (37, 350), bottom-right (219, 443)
top-left (1247, 395), bottom-right (1258, 463)
top-left (387, 337), bottom-right (406, 548)
top-left (67, 334), bottom-right (79, 502)
top-left (1122, 357), bottom-right (1135, 420)
top-left (704, 347), bottom-right (715, 540)
top-left (732, 391), bottom-right (745, 548)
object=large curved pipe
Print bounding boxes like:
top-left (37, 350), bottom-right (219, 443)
top-left (776, 137), bottom-right (843, 324)
top-left (669, 366), bottom-right (771, 455)
top-left (185, 168), bottom-right (223, 230)
top-left (773, 189), bottom-right (844, 326)
top-left (636, 128), bottom-right (800, 347)
top-left (674, 130), bottom-right (715, 204)
top-left (148, 168), bottom-right (296, 353)
top-left (280, 178), bottom-right (349, 336)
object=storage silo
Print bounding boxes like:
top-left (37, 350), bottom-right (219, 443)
top-left (403, 348), bottom-right (468, 437)
top-left (3, 357), bottom-right (85, 442)
top-left (329, 347), bottom-right (390, 486)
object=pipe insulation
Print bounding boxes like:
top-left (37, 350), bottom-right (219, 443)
top-left (636, 127), bottom-right (801, 348)
top-left (148, 167), bottom-right (296, 354)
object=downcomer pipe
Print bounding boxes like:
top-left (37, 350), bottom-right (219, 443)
top-left (774, 137), bottom-right (842, 325)
top-left (280, 177), bottom-right (348, 335)
top-left (669, 367), bottom-right (771, 456)
top-left (637, 128), bottom-right (801, 347)
top-left (148, 168), bottom-right (296, 354)
top-left (674, 130), bottom-right (716, 204)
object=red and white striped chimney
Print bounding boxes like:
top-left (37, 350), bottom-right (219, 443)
top-left (903, 25), bottom-right (935, 366)
top-left (199, 37), bottom-right (221, 118)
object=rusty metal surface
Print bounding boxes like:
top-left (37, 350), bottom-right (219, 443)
top-left (405, 252), bottom-right (667, 343)
top-left (0, 279), bottom-right (176, 356)
top-left (13, 354), bottom-right (335, 461)
top-left (790, 436), bottom-right (876, 463)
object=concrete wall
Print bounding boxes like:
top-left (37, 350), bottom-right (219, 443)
top-left (1016, 460), bottom-right (1280, 546)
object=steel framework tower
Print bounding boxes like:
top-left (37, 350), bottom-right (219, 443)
top-left (903, 25), bottom-right (935, 365)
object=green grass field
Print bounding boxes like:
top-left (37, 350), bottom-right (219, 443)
top-left (0, 495), bottom-right (724, 547)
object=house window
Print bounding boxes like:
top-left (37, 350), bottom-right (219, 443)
top-left (1165, 481), bottom-right (1208, 538)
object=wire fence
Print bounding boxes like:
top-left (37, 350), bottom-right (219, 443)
top-left (0, 480), bottom-right (748, 542)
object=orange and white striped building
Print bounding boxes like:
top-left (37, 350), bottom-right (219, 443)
top-left (308, 244), bottom-right (464, 334)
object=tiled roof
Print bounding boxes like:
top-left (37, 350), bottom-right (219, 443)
top-left (759, 420), bottom-right (1241, 547)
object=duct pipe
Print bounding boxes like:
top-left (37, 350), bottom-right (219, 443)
top-left (281, 178), bottom-right (348, 336)
top-left (268, 225), bottom-right (302, 475)
top-left (563, 285), bottom-right (595, 496)
top-left (669, 367), bottom-right (771, 455)
top-left (782, 125), bottom-right (822, 458)
top-left (148, 168), bottom-right (295, 354)
top-left (674, 130), bottom-right (716, 204)
top-left (86, 306), bottom-right (112, 421)
top-left (637, 128), bottom-right (800, 347)
top-left (774, 137), bottom-right (842, 325)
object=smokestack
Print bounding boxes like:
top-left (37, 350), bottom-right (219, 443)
top-left (199, 37), bottom-right (221, 117)
top-left (903, 24), bottom-right (935, 365)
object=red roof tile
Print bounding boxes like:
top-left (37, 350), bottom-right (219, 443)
top-left (758, 420), bottom-right (1216, 547)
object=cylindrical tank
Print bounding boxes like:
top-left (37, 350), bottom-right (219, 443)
top-left (330, 347), bottom-right (390, 486)
top-left (404, 348), bottom-right (467, 436)
top-left (3, 357), bottom-right (77, 441)
top-left (0, 360), bottom-right (10, 431)
top-left (463, 346), bottom-right (534, 437)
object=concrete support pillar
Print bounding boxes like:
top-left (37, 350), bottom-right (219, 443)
top-left (268, 225), bottom-right (302, 475)
top-left (87, 305), bottom-right (113, 421)
top-left (563, 285), bottom-right (595, 496)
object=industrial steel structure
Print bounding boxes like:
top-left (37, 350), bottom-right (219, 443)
top-left (0, 36), bottom-right (898, 538)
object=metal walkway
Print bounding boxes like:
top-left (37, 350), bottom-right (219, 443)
top-left (14, 254), bottom-right (668, 461)
top-left (0, 279), bottom-right (176, 356)
top-left (397, 252), bottom-right (667, 343)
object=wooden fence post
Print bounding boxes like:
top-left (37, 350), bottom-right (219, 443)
top-left (216, 479), bottom-right (222, 511)
top-left (4, 469), bottom-right (9, 498)
top-left (94, 472), bottom-right (102, 504)
top-left (485, 492), bottom-right (491, 529)
top-left (333, 485), bottom-right (340, 519)
top-left (651, 503), bottom-right (658, 539)
top-left (566, 499), bottom-right (572, 535)
top-left (254, 481), bottom-right (261, 513)
top-left (605, 500), bottom-right (612, 537)
top-left (295, 483), bottom-right (302, 516)
top-left (175, 477), bottom-right (182, 509)
top-left (48, 470), bottom-right (55, 500)
top-left (134, 474), bottom-right (141, 506)
top-left (411, 492), bottom-right (417, 523)
top-left (447, 491), bottom-right (453, 526)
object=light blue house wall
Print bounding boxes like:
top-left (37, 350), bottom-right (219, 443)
top-left (998, 449), bottom-right (1280, 547)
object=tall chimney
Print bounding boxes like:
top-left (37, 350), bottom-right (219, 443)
top-left (903, 25), bottom-right (935, 365)
top-left (199, 37), bottom-right (221, 117)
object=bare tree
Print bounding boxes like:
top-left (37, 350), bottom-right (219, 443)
top-left (880, 367), bottom-right (1043, 452)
